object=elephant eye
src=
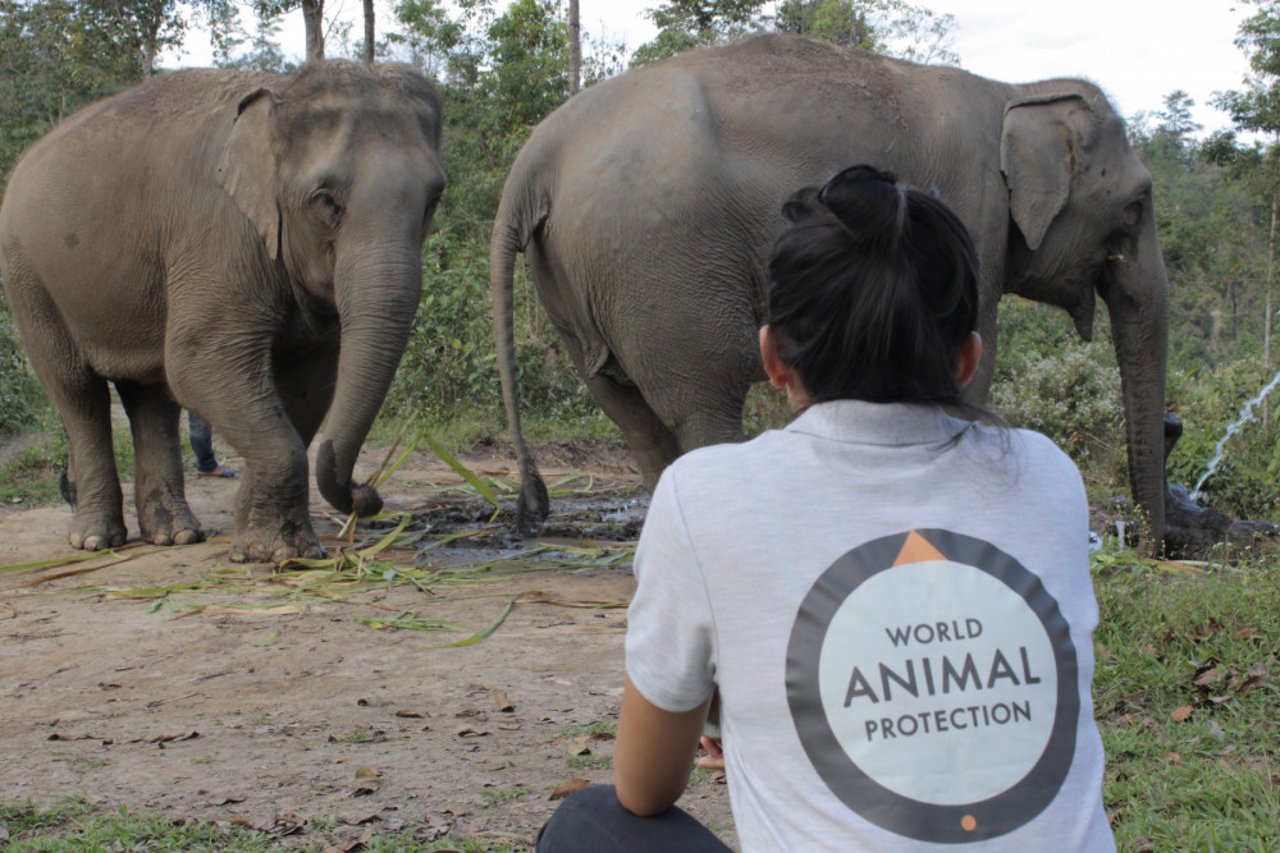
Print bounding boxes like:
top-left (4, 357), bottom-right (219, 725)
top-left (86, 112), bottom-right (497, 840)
top-left (311, 190), bottom-right (344, 226)
top-left (1122, 201), bottom-right (1142, 228)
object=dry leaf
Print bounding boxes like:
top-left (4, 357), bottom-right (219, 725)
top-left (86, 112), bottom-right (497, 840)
top-left (395, 709), bottom-right (426, 719)
top-left (1164, 751), bottom-right (1183, 765)
top-left (1193, 668), bottom-right (1221, 688)
top-left (1170, 705), bottom-right (1194, 722)
top-left (354, 766), bottom-right (382, 796)
top-left (1237, 675), bottom-right (1264, 694)
top-left (455, 727), bottom-right (490, 738)
top-left (549, 778), bottom-right (591, 800)
top-left (492, 690), bottom-right (514, 712)
top-left (207, 796), bottom-right (245, 806)
top-left (567, 745), bottom-right (592, 757)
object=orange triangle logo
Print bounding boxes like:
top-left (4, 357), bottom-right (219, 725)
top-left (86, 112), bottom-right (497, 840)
top-left (893, 531), bottom-right (947, 566)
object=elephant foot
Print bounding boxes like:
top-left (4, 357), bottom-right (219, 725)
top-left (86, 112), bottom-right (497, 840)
top-left (229, 522), bottom-right (326, 564)
top-left (68, 511), bottom-right (127, 552)
top-left (138, 500), bottom-right (204, 547)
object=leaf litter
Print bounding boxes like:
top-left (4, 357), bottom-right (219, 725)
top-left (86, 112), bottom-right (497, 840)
top-left (0, 448), bottom-right (641, 650)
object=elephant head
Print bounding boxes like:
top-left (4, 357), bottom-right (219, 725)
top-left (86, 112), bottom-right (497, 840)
top-left (217, 63), bottom-right (445, 516)
top-left (1000, 91), bottom-right (1169, 552)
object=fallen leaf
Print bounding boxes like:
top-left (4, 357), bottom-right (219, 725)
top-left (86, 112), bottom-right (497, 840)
top-left (492, 689), bottom-right (514, 712)
top-left (395, 709), bottom-right (426, 719)
top-left (170, 604), bottom-right (303, 620)
top-left (354, 766), bottom-right (382, 796)
top-left (1170, 705), bottom-right (1194, 722)
top-left (1193, 668), bottom-right (1221, 688)
top-left (1164, 751), bottom-right (1183, 765)
top-left (549, 778), bottom-right (591, 800)
top-left (567, 745), bottom-right (592, 757)
top-left (1237, 676), bottom-right (1265, 694)
top-left (455, 727), bottom-right (490, 738)
top-left (207, 797), bottom-right (246, 806)
top-left (150, 731), bottom-right (200, 744)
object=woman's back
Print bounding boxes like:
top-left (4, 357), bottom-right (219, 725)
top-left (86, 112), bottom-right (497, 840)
top-left (628, 400), bottom-right (1112, 849)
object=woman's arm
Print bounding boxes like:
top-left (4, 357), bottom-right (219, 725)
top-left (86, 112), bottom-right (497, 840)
top-left (613, 676), bottom-right (714, 816)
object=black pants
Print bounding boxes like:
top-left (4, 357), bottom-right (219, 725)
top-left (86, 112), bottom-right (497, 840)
top-left (537, 785), bottom-right (732, 852)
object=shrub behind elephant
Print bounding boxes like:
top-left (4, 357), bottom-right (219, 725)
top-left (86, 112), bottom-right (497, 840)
top-left (492, 34), bottom-right (1168, 550)
top-left (0, 63), bottom-right (445, 562)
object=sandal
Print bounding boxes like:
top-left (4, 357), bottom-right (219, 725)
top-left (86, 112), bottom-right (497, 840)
top-left (197, 465), bottom-right (238, 479)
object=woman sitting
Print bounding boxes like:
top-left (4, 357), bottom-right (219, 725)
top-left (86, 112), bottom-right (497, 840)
top-left (538, 165), bottom-right (1113, 851)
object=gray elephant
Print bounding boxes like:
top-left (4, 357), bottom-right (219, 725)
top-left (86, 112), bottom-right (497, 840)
top-left (492, 34), bottom-right (1168, 550)
top-left (0, 62), bottom-right (445, 562)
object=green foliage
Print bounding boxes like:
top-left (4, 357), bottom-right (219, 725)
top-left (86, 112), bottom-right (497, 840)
top-left (0, 299), bottom-right (43, 438)
top-left (990, 299), bottom-right (1123, 470)
top-left (632, 0), bottom-right (959, 67)
top-left (1166, 358), bottom-right (1280, 521)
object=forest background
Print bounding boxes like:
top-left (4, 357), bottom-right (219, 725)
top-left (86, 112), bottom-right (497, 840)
top-left (4, 0), bottom-right (1280, 524)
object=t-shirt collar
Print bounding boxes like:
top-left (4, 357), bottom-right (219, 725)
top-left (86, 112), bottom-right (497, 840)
top-left (784, 399), bottom-right (967, 447)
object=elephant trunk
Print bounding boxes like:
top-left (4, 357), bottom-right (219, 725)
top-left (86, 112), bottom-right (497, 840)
top-left (315, 243), bottom-right (422, 517)
top-left (1103, 216), bottom-right (1169, 555)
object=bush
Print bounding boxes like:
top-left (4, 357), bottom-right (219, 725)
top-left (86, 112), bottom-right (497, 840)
top-left (1166, 358), bottom-right (1280, 521)
top-left (990, 343), bottom-right (1124, 468)
top-left (0, 298), bottom-right (44, 438)
top-left (389, 230), bottom-right (598, 427)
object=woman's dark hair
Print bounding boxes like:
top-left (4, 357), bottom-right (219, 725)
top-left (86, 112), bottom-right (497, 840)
top-left (767, 165), bottom-right (981, 409)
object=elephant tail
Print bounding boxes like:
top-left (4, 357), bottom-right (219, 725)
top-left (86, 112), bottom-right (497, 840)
top-left (490, 173), bottom-right (550, 535)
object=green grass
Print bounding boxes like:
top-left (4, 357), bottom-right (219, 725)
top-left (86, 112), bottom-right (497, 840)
top-left (0, 799), bottom-right (523, 851)
top-left (1093, 552), bottom-right (1280, 849)
top-left (0, 441), bottom-right (63, 505)
top-left (0, 422), bottom-right (136, 508)
top-left (479, 785), bottom-right (536, 808)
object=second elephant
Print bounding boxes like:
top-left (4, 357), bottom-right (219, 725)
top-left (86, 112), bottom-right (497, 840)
top-left (492, 34), bottom-right (1169, 550)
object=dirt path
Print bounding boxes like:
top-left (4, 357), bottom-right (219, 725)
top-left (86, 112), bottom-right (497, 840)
top-left (0, 438), bottom-right (735, 850)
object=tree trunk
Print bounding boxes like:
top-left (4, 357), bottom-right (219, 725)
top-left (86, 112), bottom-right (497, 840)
top-left (569, 0), bottom-right (581, 95)
top-left (302, 0), bottom-right (324, 62)
top-left (362, 0), bottom-right (375, 64)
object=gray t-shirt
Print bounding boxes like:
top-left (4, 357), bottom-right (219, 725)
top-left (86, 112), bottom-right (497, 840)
top-left (626, 400), bottom-right (1114, 852)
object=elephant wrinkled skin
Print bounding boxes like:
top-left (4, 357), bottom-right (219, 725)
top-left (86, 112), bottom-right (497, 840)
top-left (0, 63), bottom-right (445, 562)
top-left (492, 35), bottom-right (1169, 551)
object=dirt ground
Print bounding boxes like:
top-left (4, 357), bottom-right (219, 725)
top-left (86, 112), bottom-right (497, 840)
top-left (0, 436), bottom-right (736, 850)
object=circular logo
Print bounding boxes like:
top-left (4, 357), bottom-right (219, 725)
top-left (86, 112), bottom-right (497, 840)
top-left (786, 529), bottom-right (1079, 843)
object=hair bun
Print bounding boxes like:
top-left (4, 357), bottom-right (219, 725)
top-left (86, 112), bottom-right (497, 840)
top-left (816, 165), bottom-right (908, 249)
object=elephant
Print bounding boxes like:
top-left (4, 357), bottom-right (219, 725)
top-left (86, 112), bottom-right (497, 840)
top-left (492, 34), bottom-right (1169, 551)
top-left (0, 62), bottom-right (445, 562)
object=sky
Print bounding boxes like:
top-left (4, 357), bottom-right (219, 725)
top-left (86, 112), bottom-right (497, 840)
top-left (168, 0), bottom-right (1256, 135)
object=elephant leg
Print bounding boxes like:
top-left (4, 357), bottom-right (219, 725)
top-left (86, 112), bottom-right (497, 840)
top-left (669, 403), bottom-right (748, 457)
top-left (582, 373), bottom-right (681, 492)
top-left (56, 377), bottom-right (126, 550)
top-left (227, 341), bottom-right (338, 554)
top-left (114, 380), bottom-right (202, 546)
top-left (6, 273), bottom-right (126, 550)
top-left (168, 327), bottom-right (321, 564)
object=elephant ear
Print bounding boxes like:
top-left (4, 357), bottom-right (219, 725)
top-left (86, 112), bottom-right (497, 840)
top-left (216, 88), bottom-right (282, 260)
top-left (1000, 93), bottom-right (1089, 251)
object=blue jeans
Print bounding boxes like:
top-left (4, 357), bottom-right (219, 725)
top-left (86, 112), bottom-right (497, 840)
top-left (187, 410), bottom-right (218, 473)
top-left (536, 785), bottom-right (731, 852)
